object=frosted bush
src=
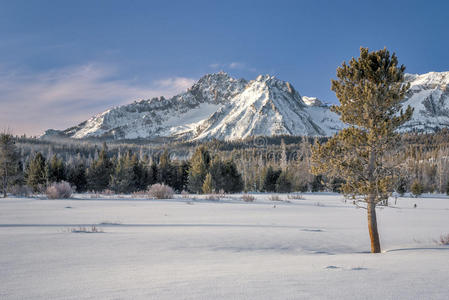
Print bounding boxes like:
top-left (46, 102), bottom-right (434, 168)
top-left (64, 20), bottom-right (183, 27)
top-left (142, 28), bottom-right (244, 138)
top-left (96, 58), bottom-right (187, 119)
top-left (148, 183), bottom-right (174, 199)
top-left (46, 181), bottom-right (73, 199)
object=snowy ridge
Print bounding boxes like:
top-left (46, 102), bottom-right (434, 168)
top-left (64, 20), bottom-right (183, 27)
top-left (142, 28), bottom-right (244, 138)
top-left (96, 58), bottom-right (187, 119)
top-left (43, 72), bottom-right (344, 141)
top-left (192, 75), bottom-right (344, 140)
top-left (400, 71), bottom-right (449, 133)
top-left (60, 72), bottom-right (247, 140)
top-left (42, 71), bottom-right (449, 141)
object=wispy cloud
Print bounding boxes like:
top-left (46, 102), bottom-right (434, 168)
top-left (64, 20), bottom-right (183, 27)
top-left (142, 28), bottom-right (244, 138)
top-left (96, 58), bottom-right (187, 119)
top-left (155, 77), bottom-right (196, 91)
top-left (0, 64), bottom-right (196, 136)
top-left (209, 62), bottom-right (256, 72)
top-left (229, 62), bottom-right (245, 69)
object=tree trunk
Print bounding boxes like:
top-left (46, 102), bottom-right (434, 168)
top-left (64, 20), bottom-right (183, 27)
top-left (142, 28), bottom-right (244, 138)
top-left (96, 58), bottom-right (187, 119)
top-left (367, 198), bottom-right (381, 253)
top-left (2, 167), bottom-right (7, 198)
top-left (3, 177), bottom-right (6, 198)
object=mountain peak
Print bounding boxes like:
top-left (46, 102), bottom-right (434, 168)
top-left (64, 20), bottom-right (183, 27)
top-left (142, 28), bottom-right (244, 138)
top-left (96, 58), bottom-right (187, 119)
top-left (302, 96), bottom-right (324, 107)
top-left (41, 71), bottom-right (449, 141)
top-left (406, 71), bottom-right (449, 89)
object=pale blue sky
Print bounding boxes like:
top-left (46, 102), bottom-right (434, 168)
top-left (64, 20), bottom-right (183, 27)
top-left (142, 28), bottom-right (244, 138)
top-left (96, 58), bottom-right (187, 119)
top-left (1, 0), bottom-right (448, 135)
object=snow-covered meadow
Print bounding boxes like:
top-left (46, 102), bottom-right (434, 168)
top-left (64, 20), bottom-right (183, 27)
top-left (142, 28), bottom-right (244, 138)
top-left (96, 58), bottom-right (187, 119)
top-left (1, 193), bottom-right (448, 299)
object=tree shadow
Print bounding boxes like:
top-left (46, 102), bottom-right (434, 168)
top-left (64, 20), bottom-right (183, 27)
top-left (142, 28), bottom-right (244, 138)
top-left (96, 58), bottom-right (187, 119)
top-left (385, 247), bottom-right (449, 253)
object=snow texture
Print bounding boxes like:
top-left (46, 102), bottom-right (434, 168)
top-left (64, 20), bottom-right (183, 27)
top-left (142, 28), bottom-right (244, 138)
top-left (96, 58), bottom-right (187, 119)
top-left (1, 193), bottom-right (448, 299)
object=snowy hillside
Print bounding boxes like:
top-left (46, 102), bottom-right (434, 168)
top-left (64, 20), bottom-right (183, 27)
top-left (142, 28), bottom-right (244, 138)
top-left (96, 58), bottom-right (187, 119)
top-left (192, 75), bottom-right (344, 140)
top-left (399, 71), bottom-right (449, 133)
top-left (59, 72), bottom-right (247, 140)
top-left (42, 71), bottom-right (449, 141)
top-left (42, 72), bottom-right (344, 141)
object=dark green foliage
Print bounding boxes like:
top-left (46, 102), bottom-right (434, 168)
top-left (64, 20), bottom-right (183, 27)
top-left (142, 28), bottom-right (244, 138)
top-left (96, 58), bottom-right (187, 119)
top-left (147, 162), bottom-right (158, 187)
top-left (26, 152), bottom-right (47, 192)
top-left (263, 166), bottom-right (281, 192)
top-left (157, 150), bottom-right (174, 187)
top-left (110, 152), bottom-right (140, 193)
top-left (0, 133), bottom-right (21, 197)
top-left (330, 177), bottom-right (345, 193)
top-left (188, 146), bottom-right (211, 193)
top-left (220, 160), bottom-right (243, 193)
top-left (446, 181), bottom-right (449, 196)
top-left (208, 157), bottom-right (243, 193)
top-left (47, 154), bottom-right (66, 182)
top-left (202, 173), bottom-right (213, 194)
top-left (171, 161), bottom-right (189, 192)
top-left (311, 175), bottom-right (324, 192)
top-left (67, 163), bottom-right (87, 192)
top-left (396, 176), bottom-right (407, 196)
top-left (11, 123), bottom-right (449, 196)
top-left (411, 180), bottom-right (424, 197)
top-left (87, 143), bottom-right (113, 191)
top-left (275, 171), bottom-right (292, 193)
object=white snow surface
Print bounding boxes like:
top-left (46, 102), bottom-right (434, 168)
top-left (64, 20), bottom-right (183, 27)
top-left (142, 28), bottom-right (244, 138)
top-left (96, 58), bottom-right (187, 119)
top-left (1, 193), bottom-right (448, 299)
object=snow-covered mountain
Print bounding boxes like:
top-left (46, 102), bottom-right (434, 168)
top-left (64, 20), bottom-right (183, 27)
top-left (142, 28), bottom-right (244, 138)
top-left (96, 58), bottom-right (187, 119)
top-left (42, 71), bottom-right (449, 141)
top-left (399, 71), bottom-right (449, 133)
top-left (43, 72), bottom-right (344, 141)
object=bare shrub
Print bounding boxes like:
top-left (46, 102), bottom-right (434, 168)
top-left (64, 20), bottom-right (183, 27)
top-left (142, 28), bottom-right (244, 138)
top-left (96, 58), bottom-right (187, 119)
top-left (269, 195), bottom-right (282, 201)
top-left (440, 234), bottom-right (449, 245)
top-left (147, 183), bottom-right (174, 199)
top-left (70, 225), bottom-right (103, 233)
top-left (217, 189), bottom-right (226, 198)
top-left (287, 193), bottom-right (304, 200)
top-left (10, 185), bottom-right (32, 197)
top-left (241, 194), bottom-right (255, 202)
top-left (181, 190), bottom-right (190, 198)
top-left (101, 189), bottom-right (114, 196)
top-left (132, 190), bottom-right (147, 197)
top-left (46, 181), bottom-right (73, 199)
top-left (206, 194), bottom-right (220, 201)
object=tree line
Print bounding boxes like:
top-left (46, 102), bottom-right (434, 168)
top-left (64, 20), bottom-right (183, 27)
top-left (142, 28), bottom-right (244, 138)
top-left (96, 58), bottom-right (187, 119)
top-left (2, 130), bottom-right (449, 197)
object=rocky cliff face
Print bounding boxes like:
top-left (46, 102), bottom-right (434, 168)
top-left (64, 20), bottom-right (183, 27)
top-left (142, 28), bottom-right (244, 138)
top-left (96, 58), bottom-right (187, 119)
top-left (399, 72), bottom-right (449, 132)
top-left (42, 71), bottom-right (449, 141)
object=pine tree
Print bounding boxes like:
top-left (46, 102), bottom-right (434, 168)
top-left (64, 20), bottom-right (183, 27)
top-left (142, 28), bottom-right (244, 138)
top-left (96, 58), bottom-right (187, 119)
top-left (396, 176), bottom-right (407, 196)
top-left (202, 173), bottom-right (213, 194)
top-left (0, 133), bottom-right (20, 197)
top-left (110, 151), bottom-right (139, 193)
top-left (157, 150), bottom-right (174, 187)
top-left (172, 161), bottom-right (189, 192)
top-left (311, 47), bottom-right (413, 253)
top-left (411, 180), bottom-right (423, 197)
top-left (275, 171), bottom-right (292, 193)
top-left (262, 166), bottom-right (281, 192)
top-left (67, 163), bottom-right (87, 192)
top-left (87, 143), bottom-right (113, 192)
top-left (47, 154), bottom-right (66, 183)
top-left (221, 160), bottom-right (244, 193)
top-left (148, 162), bottom-right (158, 186)
top-left (446, 180), bottom-right (449, 196)
top-left (26, 152), bottom-right (47, 192)
top-left (188, 146), bottom-right (211, 193)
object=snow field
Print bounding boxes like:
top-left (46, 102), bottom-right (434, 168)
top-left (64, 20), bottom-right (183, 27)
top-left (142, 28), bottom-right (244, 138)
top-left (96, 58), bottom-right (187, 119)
top-left (0, 193), bottom-right (448, 299)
